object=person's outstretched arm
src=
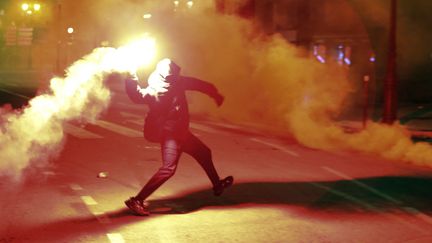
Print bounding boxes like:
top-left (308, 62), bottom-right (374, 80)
top-left (181, 76), bottom-right (224, 106)
top-left (124, 73), bottom-right (153, 104)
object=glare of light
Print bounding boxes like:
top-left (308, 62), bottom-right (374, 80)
top-left (316, 55), bottom-right (326, 64)
top-left (369, 56), bottom-right (376, 63)
top-left (21, 3), bottom-right (29, 11)
top-left (26, 10), bottom-right (32, 15)
top-left (344, 57), bottom-right (351, 65)
top-left (67, 27), bottom-right (74, 34)
top-left (33, 3), bottom-right (41, 11)
top-left (187, 0), bottom-right (194, 8)
top-left (313, 45), bottom-right (318, 56)
top-left (173, 0), bottom-right (179, 6)
top-left (143, 13), bottom-right (152, 19)
top-left (337, 49), bottom-right (344, 64)
top-left (102, 35), bottom-right (157, 73)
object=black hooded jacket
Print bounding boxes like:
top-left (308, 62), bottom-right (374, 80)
top-left (125, 74), bottom-right (221, 142)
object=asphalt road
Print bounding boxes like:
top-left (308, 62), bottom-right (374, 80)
top-left (1, 78), bottom-right (432, 243)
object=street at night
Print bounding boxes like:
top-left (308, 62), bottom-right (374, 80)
top-left (1, 0), bottom-right (432, 243)
top-left (0, 73), bottom-right (431, 242)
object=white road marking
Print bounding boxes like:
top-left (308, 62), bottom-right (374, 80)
top-left (120, 111), bottom-right (142, 119)
top-left (0, 88), bottom-right (30, 99)
top-left (107, 233), bottom-right (125, 243)
top-left (81, 196), bottom-right (98, 206)
top-left (321, 166), bottom-right (403, 205)
top-left (309, 182), bottom-right (378, 211)
top-left (402, 207), bottom-right (432, 225)
top-left (250, 138), bottom-right (299, 157)
top-left (69, 183), bottom-right (83, 191)
top-left (126, 119), bottom-right (144, 125)
top-left (322, 166), bottom-right (432, 226)
top-left (64, 123), bottom-right (103, 139)
top-left (42, 171), bottom-right (56, 176)
top-left (95, 120), bottom-right (142, 137)
top-left (190, 122), bottom-right (225, 134)
top-left (309, 182), bottom-right (428, 233)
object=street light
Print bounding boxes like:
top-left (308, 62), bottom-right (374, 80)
top-left (187, 1), bottom-right (194, 8)
top-left (21, 3), bottom-right (29, 11)
top-left (33, 3), bottom-right (41, 11)
top-left (20, 2), bottom-right (41, 15)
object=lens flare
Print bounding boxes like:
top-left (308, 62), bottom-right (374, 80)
top-left (0, 36), bottom-right (157, 181)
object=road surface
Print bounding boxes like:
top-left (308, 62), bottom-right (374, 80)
top-left (1, 76), bottom-right (432, 243)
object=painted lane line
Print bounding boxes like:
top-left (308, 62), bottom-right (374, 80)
top-left (309, 182), bottom-right (378, 211)
top-left (402, 207), bottom-right (432, 225)
top-left (309, 182), bottom-right (428, 234)
top-left (95, 120), bottom-right (142, 137)
top-left (126, 119), bottom-right (144, 126)
top-left (107, 233), bottom-right (125, 243)
top-left (42, 171), bottom-right (56, 176)
top-left (321, 166), bottom-right (403, 205)
top-left (81, 196), bottom-right (98, 206)
top-left (120, 111), bottom-right (142, 119)
top-left (69, 183), bottom-right (83, 191)
top-left (250, 138), bottom-right (299, 157)
top-left (64, 123), bottom-right (103, 139)
top-left (190, 122), bottom-right (227, 134)
top-left (0, 88), bottom-right (31, 99)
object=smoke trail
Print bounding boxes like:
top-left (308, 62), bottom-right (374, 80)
top-left (0, 37), bottom-right (156, 181)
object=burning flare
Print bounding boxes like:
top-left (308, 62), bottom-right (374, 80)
top-left (0, 35), bottom-right (157, 181)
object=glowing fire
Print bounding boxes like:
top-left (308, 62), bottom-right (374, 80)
top-left (102, 35), bottom-right (157, 73)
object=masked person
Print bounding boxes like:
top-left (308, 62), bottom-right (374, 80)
top-left (124, 58), bottom-right (234, 216)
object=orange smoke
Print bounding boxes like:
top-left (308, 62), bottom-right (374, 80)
top-left (148, 2), bottom-right (432, 167)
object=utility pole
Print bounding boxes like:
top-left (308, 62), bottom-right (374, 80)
top-left (55, 1), bottom-right (62, 74)
top-left (382, 0), bottom-right (397, 124)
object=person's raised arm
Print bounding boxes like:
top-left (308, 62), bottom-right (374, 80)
top-left (124, 73), bottom-right (152, 104)
top-left (181, 76), bottom-right (224, 106)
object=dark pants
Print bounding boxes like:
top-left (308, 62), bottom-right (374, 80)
top-left (135, 131), bottom-right (220, 201)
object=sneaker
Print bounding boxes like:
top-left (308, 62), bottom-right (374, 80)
top-left (125, 197), bottom-right (150, 216)
top-left (213, 176), bottom-right (234, 196)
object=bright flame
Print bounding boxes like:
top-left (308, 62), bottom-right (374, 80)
top-left (67, 27), bottom-right (74, 34)
top-left (101, 35), bottom-right (157, 73)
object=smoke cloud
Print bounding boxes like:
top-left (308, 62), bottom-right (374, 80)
top-left (143, 1), bottom-right (432, 166)
top-left (1, 0), bottom-right (430, 181)
top-left (0, 41), bottom-right (155, 181)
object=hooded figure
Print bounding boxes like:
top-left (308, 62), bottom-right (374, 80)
top-left (124, 58), bottom-right (233, 216)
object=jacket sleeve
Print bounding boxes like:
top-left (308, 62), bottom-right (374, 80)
top-left (181, 76), bottom-right (221, 99)
top-left (125, 74), bottom-right (151, 104)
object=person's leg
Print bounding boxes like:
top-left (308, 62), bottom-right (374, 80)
top-left (182, 132), bottom-right (233, 196)
top-left (181, 132), bottom-right (221, 187)
top-left (134, 136), bottom-right (181, 201)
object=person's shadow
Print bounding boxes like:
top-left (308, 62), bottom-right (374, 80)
top-left (145, 176), bottom-right (432, 214)
top-left (11, 176), bottom-right (432, 242)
